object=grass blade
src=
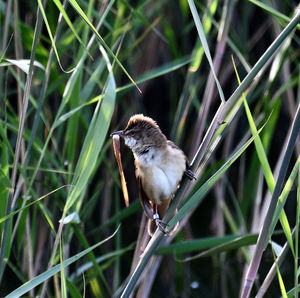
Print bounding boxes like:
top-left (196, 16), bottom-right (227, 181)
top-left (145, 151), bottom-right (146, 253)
top-left (64, 45), bottom-right (116, 212)
top-left (156, 233), bottom-right (258, 255)
top-left (5, 227), bottom-right (119, 298)
top-left (187, 0), bottom-right (225, 102)
top-left (0, 186), bottom-right (67, 224)
top-left (241, 102), bottom-right (300, 298)
top-left (37, 0), bottom-right (74, 73)
top-left (249, 0), bottom-right (300, 30)
top-left (168, 123), bottom-right (266, 230)
top-left (67, 0), bottom-right (141, 93)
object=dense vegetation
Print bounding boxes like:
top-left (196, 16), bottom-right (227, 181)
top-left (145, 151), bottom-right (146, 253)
top-left (0, 0), bottom-right (299, 297)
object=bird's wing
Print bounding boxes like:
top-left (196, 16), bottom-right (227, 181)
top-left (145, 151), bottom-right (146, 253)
top-left (137, 176), bottom-right (154, 219)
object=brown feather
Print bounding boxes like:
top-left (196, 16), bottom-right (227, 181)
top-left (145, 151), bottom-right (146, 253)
top-left (137, 176), bottom-right (154, 219)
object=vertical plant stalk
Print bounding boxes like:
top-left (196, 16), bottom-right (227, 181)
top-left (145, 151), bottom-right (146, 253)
top-left (117, 233), bottom-right (164, 298)
top-left (191, 0), bottom-right (234, 159)
top-left (0, 2), bottom-right (45, 284)
top-left (171, 0), bottom-right (219, 143)
top-left (187, 0), bottom-right (225, 103)
top-left (241, 101), bottom-right (300, 298)
top-left (11, 0), bottom-right (68, 209)
top-left (6, 2), bottom-right (65, 292)
top-left (295, 168), bottom-right (300, 298)
top-left (0, 0), bottom-right (12, 53)
top-left (135, 255), bottom-right (163, 298)
top-left (0, 0), bottom-right (12, 96)
top-left (223, 8), bottom-right (300, 115)
top-left (13, 0), bottom-right (34, 291)
top-left (255, 228), bottom-right (295, 298)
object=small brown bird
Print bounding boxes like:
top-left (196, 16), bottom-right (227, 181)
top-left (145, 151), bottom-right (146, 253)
top-left (112, 114), bottom-right (195, 236)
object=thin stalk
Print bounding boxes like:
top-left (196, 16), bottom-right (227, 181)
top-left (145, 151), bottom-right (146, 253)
top-left (136, 256), bottom-right (163, 298)
top-left (224, 8), bottom-right (300, 116)
top-left (13, 0), bottom-right (34, 291)
top-left (255, 228), bottom-right (296, 298)
top-left (191, 0), bottom-right (234, 158)
top-left (294, 170), bottom-right (300, 298)
top-left (187, 0), bottom-right (225, 103)
top-left (241, 102), bottom-right (300, 298)
top-left (0, 0), bottom-right (12, 96)
top-left (171, 0), bottom-right (219, 143)
top-left (0, 2), bottom-right (45, 283)
top-left (115, 233), bottom-right (164, 298)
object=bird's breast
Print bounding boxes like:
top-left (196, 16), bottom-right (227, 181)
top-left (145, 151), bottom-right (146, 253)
top-left (135, 146), bottom-right (186, 205)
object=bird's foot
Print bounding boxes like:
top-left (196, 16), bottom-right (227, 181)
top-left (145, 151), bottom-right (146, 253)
top-left (185, 169), bottom-right (197, 180)
top-left (153, 213), bottom-right (169, 235)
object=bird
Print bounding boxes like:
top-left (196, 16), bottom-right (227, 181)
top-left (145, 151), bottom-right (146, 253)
top-left (112, 114), bottom-right (195, 236)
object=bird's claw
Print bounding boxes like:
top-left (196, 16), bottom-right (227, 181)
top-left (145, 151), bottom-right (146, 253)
top-left (155, 219), bottom-right (169, 235)
top-left (185, 169), bottom-right (197, 180)
top-left (153, 213), bottom-right (169, 235)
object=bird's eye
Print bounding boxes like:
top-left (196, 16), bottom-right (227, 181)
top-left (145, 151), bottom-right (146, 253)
top-left (125, 130), bottom-right (133, 136)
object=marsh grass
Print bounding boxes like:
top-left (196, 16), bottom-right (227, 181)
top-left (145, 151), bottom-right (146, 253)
top-left (0, 0), bottom-right (299, 297)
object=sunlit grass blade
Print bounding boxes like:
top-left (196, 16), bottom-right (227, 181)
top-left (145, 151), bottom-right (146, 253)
top-left (295, 167), bottom-right (300, 298)
top-left (5, 226), bottom-right (120, 298)
top-left (67, 0), bottom-right (141, 93)
top-left (0, 59), bottom-right (45, 74)
top-left (171, 0), bottom-right (219, 142)
top-left (37, 0), bottom-right (74, 73)
top-left (271, 243), bottom-right (288, 298)
top-left (269, 158), bottom-right (300, 255)
top-left (52, 0), bottom-right (91, 56)
top-left (64, 45), bottom-right (116, 212)
top-left (232, 56), bottom-right (275, 192)
top-left (187, 0), bottom-right (225, 102)
top-left (249, 0), bottom-right (300, 30)
top-left (232, 56), bottom-right (296, 256)
top-left (241, 102), bottom-right (300, 298)
top-left (60, 237), bottom-right (67, 298)
top-left (189, 0), bottom-right (218, 72)
top-left (0, 185), bottom-right (67, 224)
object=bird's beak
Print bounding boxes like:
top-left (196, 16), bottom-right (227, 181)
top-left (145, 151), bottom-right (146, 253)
top-left (111, 130), bottom-right (124, 137)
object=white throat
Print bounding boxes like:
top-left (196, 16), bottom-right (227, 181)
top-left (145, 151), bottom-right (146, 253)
top-left (133, 147), bottom-right (158, 166)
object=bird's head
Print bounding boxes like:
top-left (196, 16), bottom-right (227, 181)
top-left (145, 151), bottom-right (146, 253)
top-left (111, 114), bottom-right (166, 154)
